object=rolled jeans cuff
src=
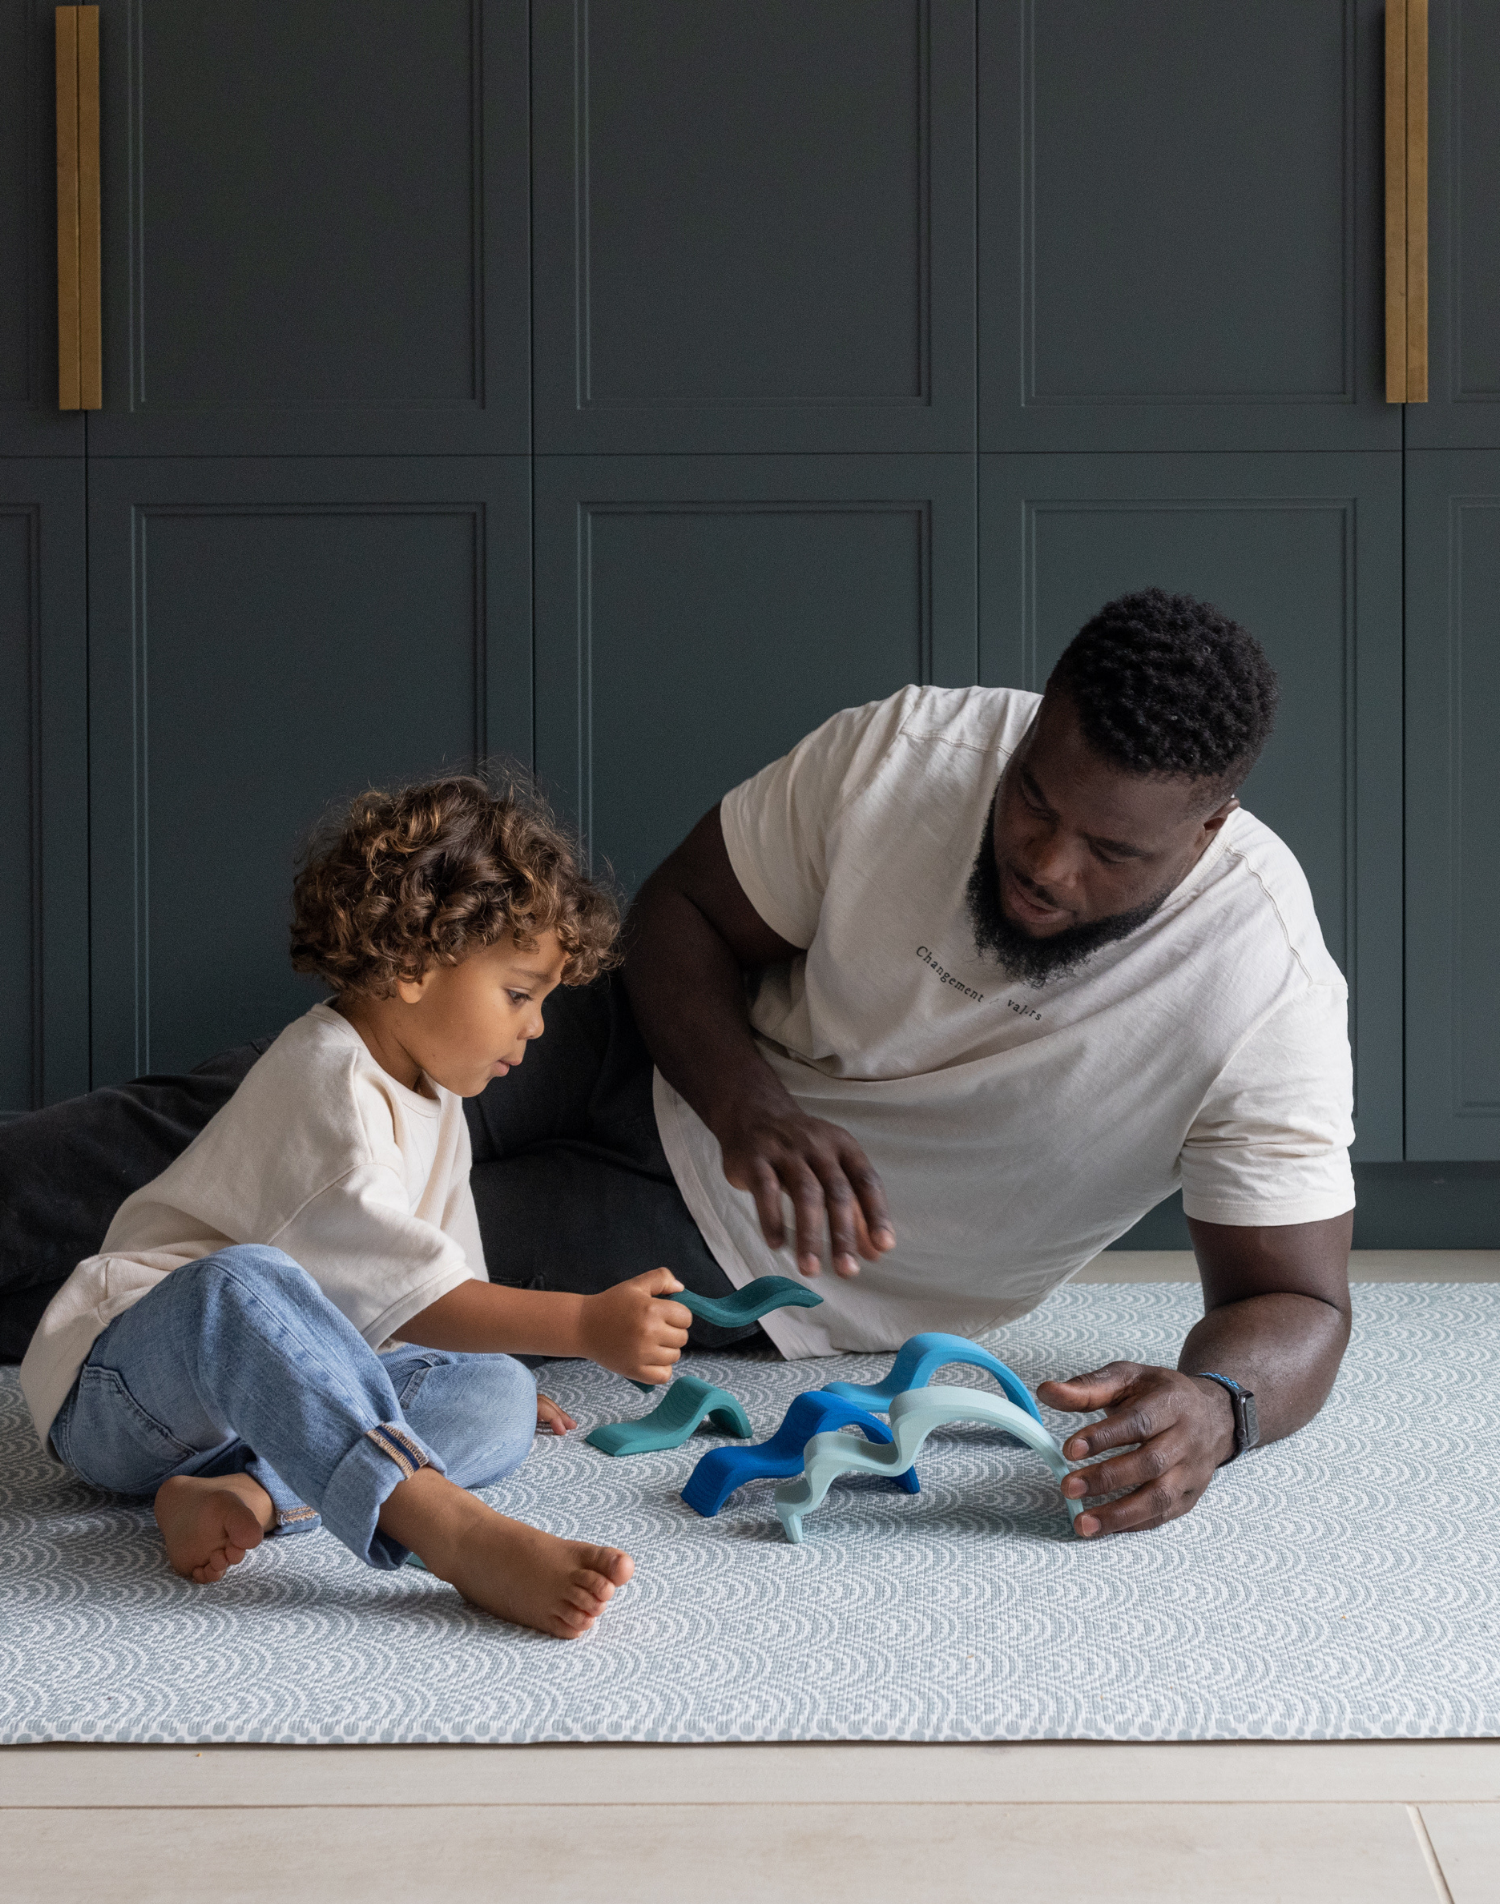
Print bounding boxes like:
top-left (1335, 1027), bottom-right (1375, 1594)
top-left (237, 1452), bottom-right (321, 1538)
top-left (320, 1420), bottom-right (447, 1571)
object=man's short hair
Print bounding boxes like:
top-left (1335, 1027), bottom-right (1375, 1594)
top-left (290, 772), bottom-right (620, 997)
top-left (1046, 587), bottom-right (1279, 799)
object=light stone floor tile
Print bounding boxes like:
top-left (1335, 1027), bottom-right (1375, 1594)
top-left (6, 1741), bottom-right (1500, 1810)
top-left (0, 1801), bottom-right (1448, 1904)
top-left (1077, 1250), bottom-right (1500, 1282)
top-left (1417, 1805), bottom-right (1500, 1904)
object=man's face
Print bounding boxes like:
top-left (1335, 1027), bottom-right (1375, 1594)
top-left (969, 691), bottom-right (1237, 985)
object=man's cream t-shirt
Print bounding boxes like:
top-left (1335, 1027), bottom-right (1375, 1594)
top-left (21, 1003), bottom-right (484, 1445)
top-left (654, 685), bottom-right (1356, 1359)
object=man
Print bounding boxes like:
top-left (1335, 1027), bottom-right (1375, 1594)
top-left (0, 588), bottom-right (1354, 1539)
top-left (616, 587), bottom-right (1355, 1537)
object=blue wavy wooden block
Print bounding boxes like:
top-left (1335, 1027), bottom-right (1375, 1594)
top-left (681, 1389), bottom-right (919, 1518)
top-left (822, 1331), bottom-right (1045, 1424)
top-left (775, 1385), bottom-right (1081, 1544)
top-left (586, 1376), bottom-right (753, 1457)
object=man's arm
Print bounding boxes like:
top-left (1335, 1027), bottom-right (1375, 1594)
top-left (1036, 1210), bottom-right (1352, 1537)
top-left (624, 806), bottom-right (895, 1278)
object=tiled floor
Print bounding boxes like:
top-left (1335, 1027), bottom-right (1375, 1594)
top-left (3, 1741), bottom-right (1496, 1901)
top-left (4, 1253), bottom-right (1495, 1902)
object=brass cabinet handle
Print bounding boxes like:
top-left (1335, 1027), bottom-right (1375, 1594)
top-left (55, 6), bottom-right (100, 411)
top-left (1386, 0), bottom-right (1428, 403)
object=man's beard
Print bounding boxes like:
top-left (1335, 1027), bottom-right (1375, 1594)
top-left (965, 795), bottom-right (1174, 988)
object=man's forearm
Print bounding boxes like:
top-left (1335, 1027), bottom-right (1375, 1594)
top-left (624, 879), bottom-right (792, 1136)
top-left (1179, 1290), bottom-right (1350, 1449)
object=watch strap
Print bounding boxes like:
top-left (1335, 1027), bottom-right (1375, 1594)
top-left (1196, 1371), bottom-right (1260, 1461)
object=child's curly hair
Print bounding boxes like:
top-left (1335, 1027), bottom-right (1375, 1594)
top-left (290, 772), bottom-right (620, 997)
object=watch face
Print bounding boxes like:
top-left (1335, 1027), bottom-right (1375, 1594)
top-left (1240, 1392), bottom-right (1260, 1450)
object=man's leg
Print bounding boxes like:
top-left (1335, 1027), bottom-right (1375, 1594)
top-left (0, 1038), bottom-right (273, 1361)
top-left (468, 973), bottom-right (762, 1350)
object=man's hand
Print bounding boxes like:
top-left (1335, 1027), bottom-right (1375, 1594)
top-left (577, 1267), bottom-right (692, 1385)
top-left (1036, 1361), bottom-right (1236, 1538)
top-left (718, 1102), bottom-right (896, 1279)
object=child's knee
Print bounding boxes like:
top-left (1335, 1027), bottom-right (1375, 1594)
top-left (178, 1244), bottom-right (318, 1317)
top-left (471, 1355), bottom-right (540, 1479)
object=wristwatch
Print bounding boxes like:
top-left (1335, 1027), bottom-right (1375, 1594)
top-left (1196, 1371), bottom-right (1260, 1462)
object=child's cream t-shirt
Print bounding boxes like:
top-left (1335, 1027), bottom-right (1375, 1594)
top-left (21, 1003), bottom-right (484, 1445)
top-left (653, 684), bottom-right (1356, 1358)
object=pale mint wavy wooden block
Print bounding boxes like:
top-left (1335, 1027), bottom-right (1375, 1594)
top-left (774, 1383), bottom-right (1082, 1544)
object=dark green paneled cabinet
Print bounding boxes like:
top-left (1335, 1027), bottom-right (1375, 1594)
top-left (532, 0), bottom-right (976, 454)
top-left (978, 0), bottom-right (1397, 453)
top-left (0, 460), bottom-right (88, 1113)
top-left (1407, 0), bottom-right (1500, 450)
top-left (1405, 453), bottom-right (1500, 1159)
top-left (86, 460), bottom-right (531, 1083)
top-left (534, 456), bottom-right (977, 889)
top-left (88, 0), bottom-right (530, 456)
top-left (1, 0), bottom-right (1496, 1186)
top-left (0, 3), bottom-right (82, 454)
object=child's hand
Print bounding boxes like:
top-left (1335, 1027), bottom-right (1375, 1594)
top-left (578, 1268), bottom-right (692, 1385)
top-left (537, 1393), bottom-right (576, 1436)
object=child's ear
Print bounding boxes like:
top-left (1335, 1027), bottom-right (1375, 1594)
top-left (395, 967), bottom-right (433, 1006)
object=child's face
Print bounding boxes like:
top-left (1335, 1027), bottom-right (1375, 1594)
top-left (393, 928), bottom-right (568, 1097)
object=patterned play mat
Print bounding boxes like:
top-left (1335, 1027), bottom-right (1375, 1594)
top-left (2, 1282), bottom-right (1496, 1745)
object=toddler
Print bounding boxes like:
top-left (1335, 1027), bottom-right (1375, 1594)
top-left (20, 775), bottom-right (692, 1638)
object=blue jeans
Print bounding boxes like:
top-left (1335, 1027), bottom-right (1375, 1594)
top-left (49, 1245), bottom-right (539, 1570)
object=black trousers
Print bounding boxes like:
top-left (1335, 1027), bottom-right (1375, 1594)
top-left (464, 974), bottom-right (756, 1348)
top-left (0, 976), bottom-right (755, 1362)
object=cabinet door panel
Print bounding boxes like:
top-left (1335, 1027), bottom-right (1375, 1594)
top-left (982, 452), bottom-right (1403, 1159)
top-left (979, 0), bottom-right (1396, 452)
top-left (535, 455), bottom-right (976, 890)
top-left (1405, 451), bottom-right (1500, 1158)
top-left (0, 3), bottom-right (83, 452)
top-left (0, 459), bottom-right (88, 1112)
top-left (1408, 0), bottom-right (1500, 449)
top-left (88, 0), bottom-right (528, 455)
top-left (533, 0), bottom-right (975, 453)
top-left (87, 458), bottom-right (530, 1085)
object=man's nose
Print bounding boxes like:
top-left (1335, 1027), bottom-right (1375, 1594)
top-left (1023, 827), bottom-right (1084, 895)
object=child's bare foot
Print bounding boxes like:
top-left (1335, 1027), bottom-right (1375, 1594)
top-left (445, 1513), bottom-right (633, 1638)
top-left (154, 1472), bottom-right (275, 1584)
top-left (380, 1468), bottom-right (633, 1639)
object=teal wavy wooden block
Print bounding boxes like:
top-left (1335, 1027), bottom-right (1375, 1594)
top-left (774, 1384), bottom-right (1081, 1544)
top-left (630, 1275), bottom-right (826, 1391)
top-left (586, 1376), bottom-right (753, 1457)
top-left (670, 1273), bottom-right (824, 1330)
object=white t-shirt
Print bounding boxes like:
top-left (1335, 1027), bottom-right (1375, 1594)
top-left (653, 686), bottom-right (1355, 1359)
top-left (21, 1003), bottom-right (484, 1445)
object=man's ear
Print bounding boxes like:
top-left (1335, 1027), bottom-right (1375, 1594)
top-left (1201, 793), bottom-right (1241, 836)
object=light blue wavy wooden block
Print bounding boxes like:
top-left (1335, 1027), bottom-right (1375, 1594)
top-left (822, 1331), bottom-right (1044, 1424)
top-left (774, 1384), bottom-right (1081, 1544)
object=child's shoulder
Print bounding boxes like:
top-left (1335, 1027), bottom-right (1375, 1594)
top-left (233, 1003), bottom-right (401, 1160)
